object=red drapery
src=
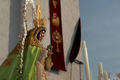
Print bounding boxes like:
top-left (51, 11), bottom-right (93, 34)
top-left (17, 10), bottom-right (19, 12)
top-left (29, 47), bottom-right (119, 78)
top-left (70, 18), bottom-right (81, 63)
top-left (50, 0), bottom-right (66, 71)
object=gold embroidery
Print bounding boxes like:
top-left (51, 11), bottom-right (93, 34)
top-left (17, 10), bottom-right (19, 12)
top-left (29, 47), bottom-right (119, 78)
top-left (8, 27), bottom-right (44, 57)
top-left (40, 59), bottom-right (45, 67)
top-left (38, 47), bottom-right (46, 62)
top-left (14, 68), bottom-right (19, 73)
top-left (52, 13), bottom-right (60, 27)
top-left (52, 30), bottom-right (62, 52)
top-left (36, 61), bottom-right (47, 80)
top-left (2, 58), bottom-right (13, 67)
top-left (45, 55), bottom-right (52, 71)
top-left (42, 68), bottom-right (46, 77)
top-left (52, 0), bottom-right (58, 9)
top-left (8, 41), bottom-right (21, 56)
top-left (42, 68), bottom-right (47, 80)
top-left (24, 27), bottom-right (42, 49)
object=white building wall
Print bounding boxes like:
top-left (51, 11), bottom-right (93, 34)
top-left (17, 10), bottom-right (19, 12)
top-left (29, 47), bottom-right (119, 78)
top-left (0, 0), bottom-right (21, 64)
top-left (0, 0), bottom-right (83, 80)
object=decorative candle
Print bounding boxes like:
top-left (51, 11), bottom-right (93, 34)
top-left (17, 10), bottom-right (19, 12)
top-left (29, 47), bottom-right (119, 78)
top-left (99, 62), bottom-right (104, 80)
top-left (82, 41), bottom-right (90, 80)
top-left (104, 72), bottom-right (108, 80)
top-left (98, 75), bottom-right (100, 80)
top-left (90, 71), bottom-right (92, 80)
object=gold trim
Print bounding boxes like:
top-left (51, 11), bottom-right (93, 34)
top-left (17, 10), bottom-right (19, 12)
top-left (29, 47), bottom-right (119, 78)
top-left (14, 68), bottom-right (19, 73)
top-left (8, 27), bottom-right (44, 57)
top-left (8, 41), bottom-right (22, 56)
top-left (2, 58), bottom-right (13, 67)
top-left (52, 0), bottom-right (58, 9)
top-left (52, 13), bottom-right (60, 27)
top-left (52, 30), bottom-right (62, 52)
top-left (24, 27), bottom-right (44, 49)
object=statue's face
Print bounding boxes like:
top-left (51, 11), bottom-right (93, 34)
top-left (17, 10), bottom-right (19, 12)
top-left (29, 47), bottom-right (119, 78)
top-left (39, 31), bottom-right (45, 41)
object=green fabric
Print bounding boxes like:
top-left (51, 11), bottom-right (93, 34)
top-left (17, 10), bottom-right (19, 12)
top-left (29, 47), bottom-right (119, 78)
top-left (0, 44), bottom-right (41, 80)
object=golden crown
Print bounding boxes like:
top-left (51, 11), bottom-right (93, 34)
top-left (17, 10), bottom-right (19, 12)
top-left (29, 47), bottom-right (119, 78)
top-left (33, 2), bottom-right (47, 28)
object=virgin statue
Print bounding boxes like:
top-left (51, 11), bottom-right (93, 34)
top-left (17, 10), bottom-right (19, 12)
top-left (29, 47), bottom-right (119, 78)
top-left (0, 3), bottom-right (53, 80)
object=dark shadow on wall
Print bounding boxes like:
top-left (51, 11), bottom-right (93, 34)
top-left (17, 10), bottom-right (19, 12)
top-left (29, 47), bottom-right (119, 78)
top-left (9, 0), bottom-right (21, 53)
top-left (65, 18), bottom-right (80, 67)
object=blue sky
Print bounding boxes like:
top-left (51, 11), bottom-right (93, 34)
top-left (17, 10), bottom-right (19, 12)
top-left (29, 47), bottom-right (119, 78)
top-left (79, 1), bottom-right (120, 80)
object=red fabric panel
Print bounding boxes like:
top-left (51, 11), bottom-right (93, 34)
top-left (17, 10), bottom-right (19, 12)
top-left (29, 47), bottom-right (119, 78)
top-left (70, 18), bottom-right (81, 63)
top-left (50, 0), bottom-right (66, 71)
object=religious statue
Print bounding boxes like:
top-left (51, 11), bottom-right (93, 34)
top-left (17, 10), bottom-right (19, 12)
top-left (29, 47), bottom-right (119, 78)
top-left (0, 3), bottom-right (53, 80)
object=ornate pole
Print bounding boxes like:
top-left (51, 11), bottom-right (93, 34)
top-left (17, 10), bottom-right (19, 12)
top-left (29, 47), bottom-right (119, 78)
top-left (98, 62), bottom-right (104, 80)
top-left (104, 72), bottom-right (108, 80)
top-left (90, 71), bottom-right (92, 80)
top-left (82, 41), bottom-right (91, 80)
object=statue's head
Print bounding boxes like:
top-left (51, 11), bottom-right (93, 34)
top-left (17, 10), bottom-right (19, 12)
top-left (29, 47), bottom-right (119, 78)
top-left (37, 29), bottom-right (46, 41)
top-left (33, 2), bottom-right (47, 41)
